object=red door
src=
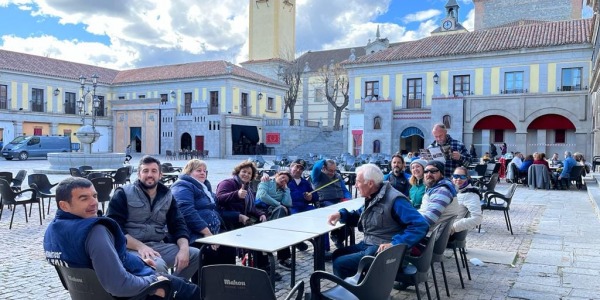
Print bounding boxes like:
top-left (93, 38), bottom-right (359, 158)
top-left (195, 136), bottom-right (204, 152)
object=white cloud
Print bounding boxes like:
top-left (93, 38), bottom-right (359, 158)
top-left (401, 9), bottom-right (442, 24)
top-left (462, 9), bottom-right (475, 31)
top-left (1, 34), bottom-right (139, 69)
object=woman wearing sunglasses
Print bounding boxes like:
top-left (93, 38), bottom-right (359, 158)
top-left (450, 167), bottom-right (483, 238)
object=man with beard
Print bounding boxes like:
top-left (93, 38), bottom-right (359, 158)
top-left (419, 160), bottom-right (459, 230)
top-left (107, 155), bottom-right (200, 281)
top-left (384, 154), bottom-right (411, 197)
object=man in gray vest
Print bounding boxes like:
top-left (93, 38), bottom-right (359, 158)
top-left (327, 164), bottom-right (429, 279)
top-left (107, 155), bottom-right (200, 280)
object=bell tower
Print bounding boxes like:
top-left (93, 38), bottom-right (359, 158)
top-left (248, 0), bottom-right (296, 61)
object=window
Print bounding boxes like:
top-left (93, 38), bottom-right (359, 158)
top-left (63, 129), bottom-right (72, 137)
top-left (555, 129), bottom-right (566, 143)
top-left (241, 93), bottom-right (249, 116)
top-left (453, 75), bottom-right (470, 96)
top-left (365, 81), bottom-right (379, 99)
top-left (494, 130), bottom-right (504, 143)
top-left (373, 116), bottom-right (382, 130)
top-left (65, 92), bottom-right (77, 114)
top-left (184, 92), bottom-right (192, 114)
top-left (160, 94), bottom-right (167, 103)
top-left (209, 91), bottom-right (219, 115)
top-left (504, 71), bottom-right (523, 93)
top-left (267, 97), bottom-right (274, 111)
top-left (31, 88), bottom-right (44, 112)
top-left (138, 95), bottom-right (146, 99)
top-left (561, 68), bottom-right (582, 91)
top-left (118, 96), bottom-right (125, 100)
top-left (314, 88), bottom-right (324, 102)
top-left (443, 115), bottom-right (451, 129)
top-left (0, 84), bottom-right (7, 109)
top-left (373, 140), bottom-right (381, 153)
top-left (95, 96), bottom-right (105, 117)
top-left (406, 78), bottom-right (422, 108)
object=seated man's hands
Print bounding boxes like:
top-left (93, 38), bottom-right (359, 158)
top-left (377, 242), bottom-right (393, 254)
top-left (261, 174), bottom-right (270, 182)
top-left (138, 244), bottom-right (161, 260)
top-left (328, 212), bottom-right (341, 226)
top-left (154, 275), bottom-right (169, 297)
top-left (239, 214), bottom-right (250, 225)
top-left (259, 215), bottom-right (267, 222)
top-left (303, 192), bottom-right (313, 202)
top-left (174, 247), bottom-right (190, 273)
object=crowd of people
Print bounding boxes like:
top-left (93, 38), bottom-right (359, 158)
top-left (43, 122), bottom-right (589, 298)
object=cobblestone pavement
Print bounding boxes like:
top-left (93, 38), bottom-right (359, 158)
top-left (1, 156), bottom-right (599, 299)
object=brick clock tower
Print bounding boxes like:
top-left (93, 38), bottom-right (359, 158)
top-left (248, 0), bottom-right (296, 61)
top-left (473, 0), bottom-right (583, 31)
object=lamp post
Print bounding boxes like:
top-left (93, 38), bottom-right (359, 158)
top-left (75, 74), bottom-right (101, 153)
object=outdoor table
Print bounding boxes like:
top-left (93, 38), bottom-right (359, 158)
top-left (87, 168), bottom-right (118, 176)
top-left (195, 226), bottom-right (315, 288)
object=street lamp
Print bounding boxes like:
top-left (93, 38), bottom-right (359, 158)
top-left (76, 74), bottom-right (101, 153)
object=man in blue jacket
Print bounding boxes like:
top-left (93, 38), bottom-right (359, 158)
top-left (557, 151), bottom-right (577, 189)
top-left (327, 164), bottom-right (429, 279)
top-left (44, 177), bottom-right (199, 299)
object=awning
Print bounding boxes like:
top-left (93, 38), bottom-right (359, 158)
top-left (528, 114), bottom-right (575, 130)
top-left (474, 115), bottom-right (516, 130)
top-left (401, 127), bottom-right (424, 138)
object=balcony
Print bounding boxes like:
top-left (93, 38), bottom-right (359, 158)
top-left (407, 98), bottom-right (422, 109)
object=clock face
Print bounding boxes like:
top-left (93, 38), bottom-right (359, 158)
top-left (443, 20), bottom-right (453, 30)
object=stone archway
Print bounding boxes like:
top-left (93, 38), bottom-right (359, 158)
top-left (180, 132), bottom-right (192, 150)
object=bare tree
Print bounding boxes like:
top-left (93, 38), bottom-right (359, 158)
top-left (279, 60), bottom-right (303, 125)
top-left (320, 61), bottom-right (349, 130)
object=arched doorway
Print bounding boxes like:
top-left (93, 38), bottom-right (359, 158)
top-left (473, 115), bottom-right (516, 157)
top-left (400, 127), bottom-right (424, 154)
top-left (180, 132), bottom-right (192, 150)
top-left (527, 114), bottom-right (576, 155)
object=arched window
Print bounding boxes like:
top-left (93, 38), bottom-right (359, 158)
top-left (374, 116), bottom-right (382, 130)
top-left (443, 115), bottom-right (451, 129)
top-left (373, 140), bottom-right (381, 153)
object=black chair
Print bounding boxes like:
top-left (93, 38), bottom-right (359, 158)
top-left (0, 171), bottom-right (13, 184)
top-left (86, 172), bottom-right (106, 180)
top-left (165, 150), bottom-right (174, 160)
top-left (91, 177), bottom-right (114, 214)
top-left (28, 174), bottom-right (58, 215)
top-left (481, 183), bottom-right (518, 235)
top-left (79, 165), bottom-right (93, 175)
top-left (201, 264), bottom-right (304, 300)
top-left (478, 173), bottom-right (499, 193)
top-left (395, 225), bottom-right (441, 300)
top-left (568, 165), bottom-right (585, 190)
top-left (11, 169), bottom-right (27, 192)
top-left (0, 178), bottom-right (41, 229)
top-left (446, 228), bottom-right (471, 289)
top-left (592, 156), bottom-right (600, 173)
top-left (54, 265), bottom-right (172, 300)
top-left (474, 164), bottom-right (487, 177)
top-left (310, 244), bottom-right (407, 300)
top-left (430, 217), bottom-right (457, 299)
top-left (70, 168), bottom-right (86, 178)
top-left (112, 167), bottom-right (131, 188)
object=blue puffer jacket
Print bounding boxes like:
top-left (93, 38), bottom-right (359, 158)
top-left (44, 210), bottom-right (152, 276)
top-left (171, 174), bottom-right (222, 242)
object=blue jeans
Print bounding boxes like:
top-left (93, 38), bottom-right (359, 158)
top-left (332, 241), bottom-right (378, 279)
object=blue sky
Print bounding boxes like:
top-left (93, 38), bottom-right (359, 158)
top-left (0, 0), bottom-right (588, 70)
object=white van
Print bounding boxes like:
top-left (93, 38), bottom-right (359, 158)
top-left (2, 135), bottom-right (71, 160)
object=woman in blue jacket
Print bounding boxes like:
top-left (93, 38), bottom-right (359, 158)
top-left (171, 159), bottom-right (235, 265)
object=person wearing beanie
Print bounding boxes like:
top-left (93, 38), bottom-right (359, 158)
top-left (383, 154), bottom-right (411, 197)
top-left (418, 160), bottom-right (459, 230)
top-left (429, 123), bottom-right (471, 178)
top-left (409, 159), bottom-right (427, 209)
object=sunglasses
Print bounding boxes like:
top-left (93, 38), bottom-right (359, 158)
top-left (423, 169), bottom-right (440, 174)
top-left (452, 174), bottom-right (468, 180)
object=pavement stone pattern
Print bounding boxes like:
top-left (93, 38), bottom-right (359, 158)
top-left (0, 156), bottom-right (599, 299)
